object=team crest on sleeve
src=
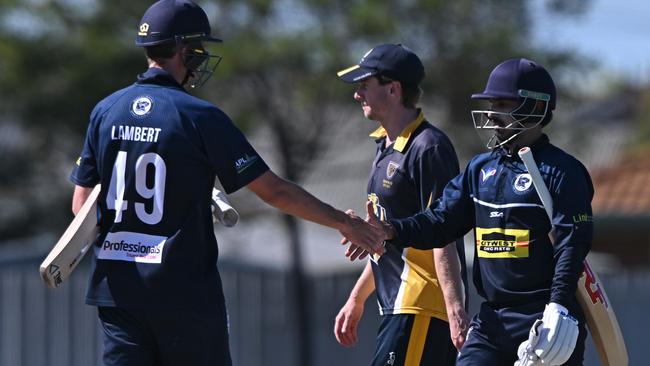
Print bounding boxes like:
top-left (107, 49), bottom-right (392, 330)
top-left (131, 96), bottom-right (153, 117)
top-left (386, 161), bottom-right (399, 179)
top-left (513, 173), bottom-right (533, 194)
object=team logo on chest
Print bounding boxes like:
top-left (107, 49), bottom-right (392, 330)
top-left (513, 173), bottom-right (533, 194)
top-left (131, 96), bottom-right (153, 117)
top-left (386, 161), bottom-right (400, 179)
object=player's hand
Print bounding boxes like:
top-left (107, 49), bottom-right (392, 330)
top-left (515, 320), bottom-right (543, 366)
top-left (515, 303), bottom-right (578, 366)
top-left (448, 305), bottom-right (470, 351)
top-left (339, 202), bottom-right (389, 258)
top-left (340, 209), bottom-right (370, 261)
top-left (334, 298), bottom-right (364, 347)
top-left (344, 243), bottom-right (370, 261)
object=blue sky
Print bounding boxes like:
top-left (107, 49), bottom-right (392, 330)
top-left (532, 0), bottom-right (650, 82)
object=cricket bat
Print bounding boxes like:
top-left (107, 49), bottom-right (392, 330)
top-left (40, 186), bottom-right (239, 288)
top-left (40, 184), bottom-right (101, 288)
top-left (518, 146), bottom-right (628, 366)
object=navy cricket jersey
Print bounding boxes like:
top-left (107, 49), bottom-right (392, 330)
top-left (389, 135), bottom-right (593, 310)
top-left (367, 110), bottom-right (466, 320)
top-left (70, 68), bottom-right (269, 310)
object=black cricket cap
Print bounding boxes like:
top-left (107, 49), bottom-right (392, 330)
top-left (337, 44), bottom-right (425, 86)
top-left (472, 58), bottom-right (556, 110)
top-left (135, 0), bottom-right (222, 47)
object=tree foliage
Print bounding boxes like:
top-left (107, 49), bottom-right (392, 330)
top-left (0, 0), bottom-right (592, 240)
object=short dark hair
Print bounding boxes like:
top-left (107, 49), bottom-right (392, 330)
top-left (377, 74), bottom-right (422, 109)
top-left (144, 42), bottom-right (178, 63)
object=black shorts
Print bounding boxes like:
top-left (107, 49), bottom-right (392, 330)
top-left (98, 306), bottom-right (231, 366)
top-left (371, 313), bottom-right (457, 366)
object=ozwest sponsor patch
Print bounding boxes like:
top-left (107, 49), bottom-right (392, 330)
top-left (475, 227), bottom-right (529, 258)
top-left (99, 231), bottom-right (167, 264)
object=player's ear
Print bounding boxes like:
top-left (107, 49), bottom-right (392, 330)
top-left (390, 81), bottom-right (400, 96)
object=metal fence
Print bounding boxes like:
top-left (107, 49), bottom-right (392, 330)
top-left (0, 254), bottom-right (645, 365)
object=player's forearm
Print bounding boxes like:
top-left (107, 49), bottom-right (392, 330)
top-left (250, 171), bottom-right (347, 230)
top-left (72, 185), bottom-right (94, 215)
top-left (550, 238), bottom-right (589, 307)
top-left (434, 243), bottom-right (466, 312)
top-left (271, 183), bottom-right (349, 229)
top-left (348, 261), bottom-right (375, 304)
top-left (388, 210), bottom-right (450, 249)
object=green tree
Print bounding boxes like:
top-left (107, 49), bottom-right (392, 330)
top-left (0, 0), bottom-right (148, 238)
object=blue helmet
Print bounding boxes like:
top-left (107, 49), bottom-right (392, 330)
top-left (136, 0), bottom-right (222, 88)
top-left (136, 0), bottom-right (221, 46)
top-left (472, 58), bottom-right (556, 110)
top-left (470, 58), bottom-right (556, 149)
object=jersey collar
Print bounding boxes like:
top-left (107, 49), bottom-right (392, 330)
top-left (369, 109), bottom-right (425, 153)
top-left (136, 68), bottom-right (186, 91)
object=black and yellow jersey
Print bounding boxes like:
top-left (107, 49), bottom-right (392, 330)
top-left (367, 110), bottom-right (466, 320)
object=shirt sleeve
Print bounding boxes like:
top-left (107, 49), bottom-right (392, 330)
top-left (195, 109), bottom-right (269, 194)
top-left (548, 163), bottom-right (593, 306)
top-left (70, 108), bottom-right (101, 188)
top-left (389, 162), bottom-right (474, 249)
top-left (414, 139), bottom-right (460, 211)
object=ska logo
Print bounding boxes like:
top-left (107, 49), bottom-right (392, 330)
top-left (386, 161), bottom-right (399, 179)
top-left (131, 96), bottom-right (153, 117)
top-left (513, 173), bottom-right (533, 194)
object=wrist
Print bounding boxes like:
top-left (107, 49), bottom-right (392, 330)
top-left (546, 302), bottom-right (569, 315)
top-left (446, 303), bottom-right (466, 318)
top-left (348, 293), bottom-right (367, 305)
top-left (338, 211), bottom-right (353, 231)
top-left (383, 221), bottom-right (396, 240)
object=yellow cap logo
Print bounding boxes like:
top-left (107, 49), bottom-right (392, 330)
top-left (138, 23), bottom-right (149, 36)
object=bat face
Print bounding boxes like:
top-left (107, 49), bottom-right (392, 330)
top-left (577, 262), bottom-right (628, 366)
top-left (40, 185), bottom-right (101, 288)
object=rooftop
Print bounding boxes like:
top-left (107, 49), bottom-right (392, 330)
top-left (591, 146), bottom-right (650, 216)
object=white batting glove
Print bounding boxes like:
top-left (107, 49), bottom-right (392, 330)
top-left (514, 319), bottom-right (543, 366)
top-left (536, 302), bottom-right (579, 365)
top-left (211, 188), bottom-right (239, 227)
top-left (516, 303), bottom-right (579, 366)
